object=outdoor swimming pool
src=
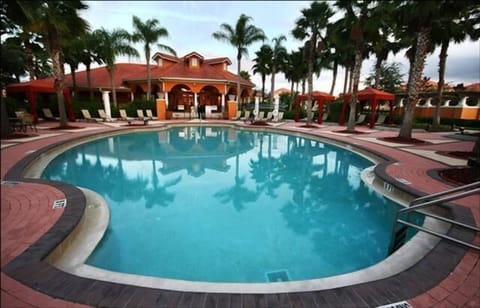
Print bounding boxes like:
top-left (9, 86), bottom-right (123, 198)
top-left (41, 125), bottom-right (414, 283)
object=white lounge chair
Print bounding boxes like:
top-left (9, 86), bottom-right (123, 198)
top-left (356, 114), bottom-right (366, 125)
top-left (146, 109), bottom-right (158, 120)
top-left (264, 111), bottom-right (273, 121)
top-left (81, 109), bottom-right (102, 122)
top-left (240, 110), bottom-right (251, 121)
top-left (272, 111), bottom-right (284, 122)
top-left (232, 110), bottom-right (242, 120)
top-left (137, 109), bottom-right (148, 120)
top-left (255, 111), bottom-right (265, 121)
top-left (119, 109), bottom-right (134, 121)
top-left (375, 114), bottom-right (387, 125)
top-left (42, 108), bottom-right (59, 121)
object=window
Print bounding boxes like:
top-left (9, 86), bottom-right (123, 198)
top-left (191, 57), bottom-right (198, 67)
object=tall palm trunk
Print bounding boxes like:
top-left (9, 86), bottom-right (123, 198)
top-left (69, 64), bottom-right (77, 96)
top-left (53, 47), bottom-right (68, 128)
top-left (433, 40), bottom-right (448, 126)
top-left (86, 63), bottom-right (93, 101)
top-left (261, 74), bottom-right (266, 103)
top-left (374, 58), bottom-right (382, 89)
top-left (343, 66), bottom-right (349, 94)
top-left (347, 48), bottom-right (363, 131)
top-left (146, 47), bottom-right (151, 100)
top-left (270, 66), bottom-right (276, 103)
top-left (236, 52), bottom-right (241, 108)
top-left (108, 67), bottom-right (118, 107)
top-left (289, 79), bottom-right (295, 111)
top-left (306, 38), bottom-right (315, 126)
top-left (329, 59), bottom-right (338, 95)
top-left (399, 28), bottom-right (430, 139)
top-left (348, 67), bottom-right (354, 93)
top-left (25, 41), bottom-right (35, 80)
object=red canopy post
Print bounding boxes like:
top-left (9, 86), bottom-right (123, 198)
top-left (369, 97), bottom-right (378, 128)
top-left (294, 97), bottom-right (301, 122)
top-left (339, 96), bottom-right (348, 125)
top-left (64, 88), bottom-right (75, 122)
top-left (26, 89), bottom-right (38, 123)
top-left (317, 99), bottom-right (325, 124)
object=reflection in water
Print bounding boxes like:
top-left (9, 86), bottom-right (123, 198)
top-left (42, 126), bottom-right (405, 283)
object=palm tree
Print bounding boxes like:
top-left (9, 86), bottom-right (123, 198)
top-left (252, 44), bottom-right (272, 103)
top-left (284, 49), bottom-right (308, 111)
top-left (292, 1), bottom-right (333, 126)
top-left (213, 14), bottom-right (266, 107)
top-left (132, 15), bottom-right (176, 101)
top-left (94, 28), bottom-right (139, 107)
top-left (335, 0), bottom-right (379, 131)
top-left (81, 30), bottom-right (103, 101)
top-left (430, 1), bottom-right (478, 126)
top-left (18, 0), bottom-right (89, 128)
top-left (395, 1), bottom-right (440, 139)
top-left (268, 35), bottom-right (287, 103)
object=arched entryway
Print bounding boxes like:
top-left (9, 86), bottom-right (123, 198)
top-left (169, 84), bottom-right (193, 112)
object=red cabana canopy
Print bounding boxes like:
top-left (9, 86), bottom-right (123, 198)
top-left (339, 87), bottom-right (395, 128)
top-left (295, 91), bottom-right (336, 124)
top-left (6, 78), bottom-right (74, 123)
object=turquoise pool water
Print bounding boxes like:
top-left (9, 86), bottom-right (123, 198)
top-left (42, 126), bottom-right (409, 283)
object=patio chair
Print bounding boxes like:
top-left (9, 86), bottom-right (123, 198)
top-left (136, 109), bottom-right (150, 125)
top-left (272, 112), bottom-right (284, 122)
top-left (81, 109), bottom-right (102, 122)
top-left (146, 109), bottom-right (158, 120)
top-left (232, 110), bottom-right (242, 120)
top-left (355, 114), bottom-right (366, 125)
top-left (19, 112), bottom-right (37, 132)
top-left (375, 114), bottom-right (387, 125)
top-left (240, 110), bottom-right (251, 121)
top-left (119, 109), bottom-right (134, 121)
top-left (42, 108), bottom-right (59, 121)
top-left (255, 111), bottom-right (265, 121)
top-left (97, 109), bottom-right (111, 121)
top-left (322, 113), bottom-right (328, 121)
top-left (264, 111), bottom-right (273, 122)
top-left (137, 109), bottom-right (148, 120)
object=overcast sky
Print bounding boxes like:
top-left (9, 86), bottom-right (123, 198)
top-left (79, 0), bottom-right (480, 95)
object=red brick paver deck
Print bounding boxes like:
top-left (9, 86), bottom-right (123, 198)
top-left (1, 120), bottom-right (478, 307)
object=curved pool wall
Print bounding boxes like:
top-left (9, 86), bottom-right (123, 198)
top-left (2, 123), bottom-right (475, 303)
top-left (39, 126), bottom-right (415, 284)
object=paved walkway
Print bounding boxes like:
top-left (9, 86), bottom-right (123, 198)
top-left (1, 120), bottom-right (478, 307)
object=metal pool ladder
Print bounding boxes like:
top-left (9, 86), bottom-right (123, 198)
top-left (388, 181), bottom-right (480, 255)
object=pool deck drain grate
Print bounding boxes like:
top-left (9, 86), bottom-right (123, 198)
top-left (265, 269), bottom-right (290, 282)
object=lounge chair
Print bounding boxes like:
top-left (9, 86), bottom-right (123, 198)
top-left (136, 109), bottom-right (150, 125)
top-left (232, 110), bottom-right (242, 120)
top-left (97, 109), bottom-right (113, 121)
top-left (240, 110), bottom-right (251, 121)
top-left (272, 111), bottom-right (284, 122)
top-left (355, 114), bottom-right (366, 125)
top-left (42, 108), bottom-right (59, 121)
top-left (119, 109), bottom-right (134, 121)
top-left (264, 111), bottom-right (273, 121)
top-left (255, 111), bottom-right (265, 121)
top-left (322, 113), bottom-right (328, 121)
top-left (137, 109), bottom-right (148, 120)
top-left (375, 114), bottom-right (387, 125)
top-left (146, 109), bottom-right (158, 120)
top-left (81, 109), bottom-right (102, 122)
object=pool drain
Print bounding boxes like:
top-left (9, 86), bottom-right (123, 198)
top-left (265, 269), bottom-right (290, 282)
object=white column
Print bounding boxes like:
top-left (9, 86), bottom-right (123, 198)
top-left (130, 92), bottom-right (134, 102)
top-left (165, 92), bottom-right (169, 108)
top-left (194, 93), bottom-right (198, 109)
top-left (102, 91), bottom-right (111, 119)
top-left (254, 96), bottom-right (259, 120)
top-left (221, 94), bottom-right (225, 112)
top-left (274, 96), bottom-right (280, 120)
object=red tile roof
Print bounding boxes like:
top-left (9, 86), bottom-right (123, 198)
top-left (7, 51), bottom-right (254, 93)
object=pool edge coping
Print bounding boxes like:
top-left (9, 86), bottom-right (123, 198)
top-left (1, 123), bottom-right (475, 306)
